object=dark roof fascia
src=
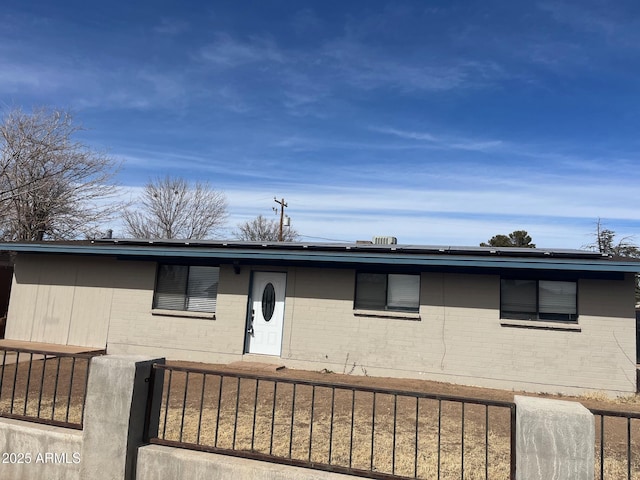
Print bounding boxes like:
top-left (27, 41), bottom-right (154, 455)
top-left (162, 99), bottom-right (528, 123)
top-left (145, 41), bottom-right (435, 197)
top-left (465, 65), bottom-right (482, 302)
top-left (0, 242), bottom-right (639, 274)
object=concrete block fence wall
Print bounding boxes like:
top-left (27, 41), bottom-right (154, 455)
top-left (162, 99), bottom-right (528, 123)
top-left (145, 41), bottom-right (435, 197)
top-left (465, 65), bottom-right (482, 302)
top-left (515, 396), bottom-right (594, 480)
top-left (0, 355), bottom-right (163, 480)
top-left (0, 354), bottom-right (599, 480)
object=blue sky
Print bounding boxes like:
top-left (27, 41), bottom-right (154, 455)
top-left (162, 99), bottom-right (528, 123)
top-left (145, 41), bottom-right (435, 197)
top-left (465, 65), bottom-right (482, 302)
top-left (2, 1), bottom-right (640, 247)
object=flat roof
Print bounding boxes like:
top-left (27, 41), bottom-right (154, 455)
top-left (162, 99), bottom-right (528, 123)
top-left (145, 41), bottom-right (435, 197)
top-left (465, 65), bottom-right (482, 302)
top-left (0, 239), bottom-right (638, 273)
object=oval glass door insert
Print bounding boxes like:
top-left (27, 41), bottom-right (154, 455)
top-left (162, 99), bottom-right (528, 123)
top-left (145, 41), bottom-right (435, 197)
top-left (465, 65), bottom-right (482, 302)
top-left (262, 283), bottom-right (276, 322)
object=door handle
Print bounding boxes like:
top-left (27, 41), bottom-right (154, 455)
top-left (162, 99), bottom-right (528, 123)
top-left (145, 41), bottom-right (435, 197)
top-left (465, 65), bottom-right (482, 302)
top-left (247, 310), bottom-right (255, 336)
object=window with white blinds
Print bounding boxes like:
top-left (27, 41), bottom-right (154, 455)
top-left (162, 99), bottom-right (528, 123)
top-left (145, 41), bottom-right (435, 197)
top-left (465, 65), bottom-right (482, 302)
top-left (539, 281), bottom-right (577, 320)
top-left (153, 264), bottom-right (220, 314)
top-left (355, 273), bottom-right (420, 312)
top-left (500, 278), bottom-right (577, 321)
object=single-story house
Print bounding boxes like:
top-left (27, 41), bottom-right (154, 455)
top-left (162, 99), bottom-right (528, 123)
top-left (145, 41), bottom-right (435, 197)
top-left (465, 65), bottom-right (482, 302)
top-left (1, 238), bottom-right (639, 396)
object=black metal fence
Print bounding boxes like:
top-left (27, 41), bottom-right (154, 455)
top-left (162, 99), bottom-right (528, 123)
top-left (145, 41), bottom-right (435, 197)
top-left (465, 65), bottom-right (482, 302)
top-left (589, 408), bottom-right (640, 480)
top-left (148, 364), bottom-right (516, 479)
top-left (0, 347), bottom-right (101, 429)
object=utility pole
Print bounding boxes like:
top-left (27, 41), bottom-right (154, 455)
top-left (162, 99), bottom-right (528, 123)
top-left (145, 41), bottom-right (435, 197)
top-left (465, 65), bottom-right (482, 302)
top-left (273, 197), bottom-right (288, 241)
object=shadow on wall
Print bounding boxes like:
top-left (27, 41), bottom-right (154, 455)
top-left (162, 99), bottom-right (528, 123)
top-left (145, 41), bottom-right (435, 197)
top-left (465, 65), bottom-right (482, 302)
top-left (0, 264), bottom-right (12, 338)
top-left (13, 255), bottom-right (154, 291)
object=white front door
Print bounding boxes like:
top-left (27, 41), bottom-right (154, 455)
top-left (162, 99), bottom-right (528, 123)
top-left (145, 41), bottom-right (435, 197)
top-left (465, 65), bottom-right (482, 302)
top-left (246, 272), bottom-right (286, 356)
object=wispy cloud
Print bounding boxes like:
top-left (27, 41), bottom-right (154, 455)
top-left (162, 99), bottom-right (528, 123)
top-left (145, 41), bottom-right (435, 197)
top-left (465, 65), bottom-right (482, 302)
top-left (218, 180), bottom-right (640, 247)
top-left (118, 140), bottom-right (640, 225)
top-left (0, 61), bottom-right (75, 94)
top-left (3, 2), bottom-right (639, 249)
top-left (539, 1), bottom-right (620, 37)
top-left (538, 1), bottom-right (640, 48)
top-left (525, 40), bottom-right (589, 69)
top-left (111, 178), bottom-right (635, 248)
top-left (0, 46), bottom-right (190, 112)
top-left (72, 69), bottom-right (189, 111)
top-left (191, 30), bottom-right (510, 119)
top-left (372, 126), bottom-right (504, 152)
top-left (0, 16), bottom-right (510, 119)
top-left (198, 34), bottom-right (286, 67)
top-left (320, 39), bottom-right (506, 93)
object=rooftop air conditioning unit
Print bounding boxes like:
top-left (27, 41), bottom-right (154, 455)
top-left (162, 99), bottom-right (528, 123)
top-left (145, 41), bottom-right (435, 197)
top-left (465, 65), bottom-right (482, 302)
top-left (372, 236), bottom-right (398, 245)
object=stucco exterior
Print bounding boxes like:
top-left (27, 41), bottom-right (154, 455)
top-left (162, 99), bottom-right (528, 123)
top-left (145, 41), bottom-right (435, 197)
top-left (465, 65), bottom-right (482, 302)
top-left (5, 252), bottom-right (638, 396)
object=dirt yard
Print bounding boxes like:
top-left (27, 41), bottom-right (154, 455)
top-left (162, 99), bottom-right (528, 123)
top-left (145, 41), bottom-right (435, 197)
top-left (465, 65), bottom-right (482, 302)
top-left (165, 359), bottom-right (640, 411)
top-left (1, 355), bottom-right (639, 479)
top-left (158, 361), bottom-right (640, 480)
top-left (0, 354), bottom-right (89, 426)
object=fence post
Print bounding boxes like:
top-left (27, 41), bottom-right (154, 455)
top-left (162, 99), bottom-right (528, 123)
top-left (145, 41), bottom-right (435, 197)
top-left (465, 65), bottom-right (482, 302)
top-left (515, 395), bottom-right (594, 480)
top-left (80, 355), bottom-right (165, 480)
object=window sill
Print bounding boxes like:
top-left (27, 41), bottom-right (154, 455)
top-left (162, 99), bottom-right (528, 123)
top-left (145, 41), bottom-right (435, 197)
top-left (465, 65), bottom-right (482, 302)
top-left (500, 319), bottom-right (580, 332)
top-left (151, 309), bottom-right (216, 320)
top-left (353, 309), bottom-right (420, 321)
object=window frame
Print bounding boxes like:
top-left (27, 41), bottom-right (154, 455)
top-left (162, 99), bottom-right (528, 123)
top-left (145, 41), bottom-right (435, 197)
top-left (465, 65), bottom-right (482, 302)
top-left (354, 272), bottom-right (421, 313)
top-left (500, 277), bottom-right (578, 322)
top-left (152, 263), bottom-right (220, 316)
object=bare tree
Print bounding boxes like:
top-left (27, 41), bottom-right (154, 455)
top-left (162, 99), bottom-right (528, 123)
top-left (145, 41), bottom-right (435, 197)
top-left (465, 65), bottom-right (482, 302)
top-left (234, 214), bottom-right (299, 242)
top-left (584, 219), bottom-right (640, 302)
top-left (122, 176), bottom-right (228, 239)
top-left (0, 107), bottom-right (121, 241)
top-left (584, 218), bottom-right (639, 257)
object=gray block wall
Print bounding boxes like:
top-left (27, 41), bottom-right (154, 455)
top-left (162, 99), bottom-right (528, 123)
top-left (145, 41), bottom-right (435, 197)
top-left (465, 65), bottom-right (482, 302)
top-left (516, 395), bottom-right (594, 480)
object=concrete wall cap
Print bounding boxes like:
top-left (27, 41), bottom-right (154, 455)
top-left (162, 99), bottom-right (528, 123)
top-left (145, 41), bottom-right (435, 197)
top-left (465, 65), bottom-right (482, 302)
top-left (92, 354), bottom-right (163, 365)
top-left (515, 395), bottom-right (592, 417)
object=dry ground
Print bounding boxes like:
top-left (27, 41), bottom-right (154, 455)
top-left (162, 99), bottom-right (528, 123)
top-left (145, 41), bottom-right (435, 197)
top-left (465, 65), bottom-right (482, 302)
top-left (158, 361), bottom-right (640, 480)
top-left (1, 355), bottom-right (639, 479)
top-left (158, 371), bottom-right (512, 479)
top-left (0, 354), bottom-right (88, 426)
